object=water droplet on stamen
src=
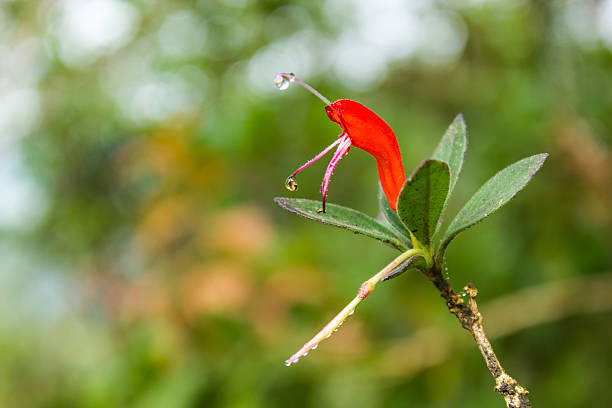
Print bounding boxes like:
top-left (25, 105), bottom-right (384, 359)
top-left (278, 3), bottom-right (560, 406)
top-left (312, 344), bottom-right (318, 350)
top-left (333, 328), bottom-right (338, 332)
top-left (326, 333), bottom-right (331, 338)
top-left (285, 360), bottom-right (291, 367)
top-left (348, 310), bottom-right (354, 316)
top-left (285, 176), bottom-right (298, 191)
top-left (274, 74), bottom-right (291, 91)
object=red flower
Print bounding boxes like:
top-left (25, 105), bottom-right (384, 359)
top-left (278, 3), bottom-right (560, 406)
top-left (275, 73), bottom-right (405, 211)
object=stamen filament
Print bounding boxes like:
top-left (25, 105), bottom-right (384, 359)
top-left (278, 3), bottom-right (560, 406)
top-left (276, 73), bottom-right (332, 106)
top-left (320, 136), bottom-right (352, 212)
top-left (290, 135), bottom-right (343, 178)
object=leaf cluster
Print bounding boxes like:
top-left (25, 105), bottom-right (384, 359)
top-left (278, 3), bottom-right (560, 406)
top-left (275, 115), bottom-right (547, 279)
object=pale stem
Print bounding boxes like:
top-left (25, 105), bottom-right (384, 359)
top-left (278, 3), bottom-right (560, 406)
top-left (285, 248), bottom-right (423, 366)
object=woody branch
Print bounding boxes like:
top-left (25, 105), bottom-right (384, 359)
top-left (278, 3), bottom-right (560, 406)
top-left (427, 266), bottom-right (532, 408)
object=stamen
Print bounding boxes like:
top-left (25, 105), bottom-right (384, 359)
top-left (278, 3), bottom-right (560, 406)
top-left (275, 72), bottom-right (349, 211)
top-left (285, 134), bottom-right (345, 193)
top-left (319, 136), bottom-right (352, 213)
top-left (274, 73), bottom-right (332, 106)
top-left (290, 135), bottom-right (343, 178)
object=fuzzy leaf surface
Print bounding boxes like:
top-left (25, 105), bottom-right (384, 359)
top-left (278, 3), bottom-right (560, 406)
top-left (396, 159), bottom-right (450, 247)
top-left (274, 197), bottom-right (407, 251)
top-left (378, 183), bottom-right (412, 247)
top-left (432, 114), bottom-right (467, 199)
top-left (438, 153), bottom-right (548, 259)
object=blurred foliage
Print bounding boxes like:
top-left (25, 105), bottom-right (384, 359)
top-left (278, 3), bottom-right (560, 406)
top-left (1, 0), bottom-right (611, 407)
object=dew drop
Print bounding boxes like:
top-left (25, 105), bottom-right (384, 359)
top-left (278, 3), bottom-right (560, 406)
top-left (312, 344), bottom-right (318, 350)
top-left (348, 310), bottom-right (355, 316)
top-left (294, 358), bottom-right (300, 363)
top-left (326, 333), bottom-right (331, 338)
top-left (273, 74), bottom-right (291, 91)
top-left (285, 360), bottom-right (291, 367)
top-left (338, 321), bottom-right (343, 327)
top-left (285, 176), bottom-right (298, 191)
top-left (303, 352), bottom-right (309, 356)
top-left (333, 328), bottom-right (338, 332)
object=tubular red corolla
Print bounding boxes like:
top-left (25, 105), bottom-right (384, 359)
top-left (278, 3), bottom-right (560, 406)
top-left (275, 73), bottom-right (405, 212)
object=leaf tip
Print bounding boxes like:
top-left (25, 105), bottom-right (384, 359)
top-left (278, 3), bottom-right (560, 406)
top-left (454, 113), bottom-right (466, 125)
top-left (273, 197), bottom-right (294, 212)
top-left (532, 152), bottom-right (550, 170)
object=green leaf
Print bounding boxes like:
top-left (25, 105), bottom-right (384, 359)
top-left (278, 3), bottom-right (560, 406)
top-left (396, 159), bottom-right (451, 247)
top-left (438, 153), bottom-right (548, 260)
top-left (432, 114), bottom-right (467, 200)
top-left (377, 183), bottom-right (412, 247)
top-left (274, 197), bottom-right (408, 251)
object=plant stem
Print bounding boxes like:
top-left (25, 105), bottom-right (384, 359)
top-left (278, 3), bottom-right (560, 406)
top-left (285, 248), bottom-right (423, 366)
top-left (427, 266), bottom-right (532, 408)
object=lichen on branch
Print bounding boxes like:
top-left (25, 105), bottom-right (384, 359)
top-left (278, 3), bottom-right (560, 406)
top-left (427, 266), bottom-right (532, 408)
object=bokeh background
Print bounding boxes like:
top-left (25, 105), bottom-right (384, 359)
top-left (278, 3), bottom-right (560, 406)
top-left (1, 0), bottom-right (612, 407)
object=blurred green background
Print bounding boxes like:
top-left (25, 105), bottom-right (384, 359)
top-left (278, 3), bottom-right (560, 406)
top-left (1, 0), bottom-right (611, 407)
